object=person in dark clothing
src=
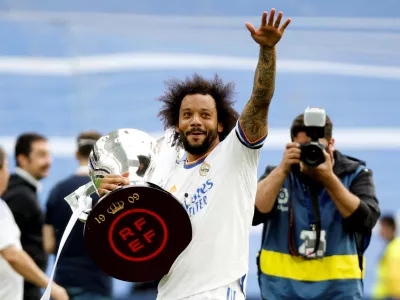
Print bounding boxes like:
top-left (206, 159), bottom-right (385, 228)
top-left (253, 111), bottom-right (380, 300)
top-left (2, 133), bottom-right (52, 300)
top-left (43, 130), bottom-right (113, 300)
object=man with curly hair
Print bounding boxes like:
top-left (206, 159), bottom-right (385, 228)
top-left (98, 8), bottom-right (291, 300)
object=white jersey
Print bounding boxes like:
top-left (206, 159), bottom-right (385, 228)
top-left (0, 199), bottom-right (23, 300)
top-left (157, 120), bottom-right (266, 300)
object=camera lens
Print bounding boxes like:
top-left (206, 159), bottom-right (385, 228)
top-left (300, 143), bottom-right (325, 167)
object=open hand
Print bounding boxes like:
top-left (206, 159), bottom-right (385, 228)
top-left (245, 8), bottom-right (291, 48)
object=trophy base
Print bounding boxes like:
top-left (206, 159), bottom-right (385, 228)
top-left (84, 183), bottom-right (192, 283)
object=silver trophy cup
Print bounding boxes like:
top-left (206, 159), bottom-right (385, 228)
top-left (66, 128), bottom-right (192, 283)
top-left (88, 128), bottom-right (161, 189)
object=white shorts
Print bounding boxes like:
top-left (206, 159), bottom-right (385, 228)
top-left (181, 279), bottom-right (245, 300)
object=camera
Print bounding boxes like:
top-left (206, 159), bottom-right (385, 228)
top-left (299, 107), bottom-right (327, 168)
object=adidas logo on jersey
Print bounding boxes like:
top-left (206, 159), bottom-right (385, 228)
top-left (169, 185), bottom-right (177, 193)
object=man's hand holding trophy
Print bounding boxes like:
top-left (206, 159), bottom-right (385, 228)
top-left (83, 128), bottom-right (192, 282)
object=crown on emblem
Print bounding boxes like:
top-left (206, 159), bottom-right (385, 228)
top-left (107, 201), bottom-right (125, 215)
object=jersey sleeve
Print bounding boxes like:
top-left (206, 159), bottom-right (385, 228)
top-left (0, 200), bottom-right (21, 251)
top-left (217, 121), bottom-right (267, 202)
top-left (220, 120), bottom-right (267, 169)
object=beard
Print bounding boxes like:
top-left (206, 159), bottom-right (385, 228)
top-left (180, 127), bottom-right (219, 155)
top-left (34, 164), bottom-right (51, 180)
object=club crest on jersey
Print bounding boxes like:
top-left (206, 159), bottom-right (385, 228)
top-left (199, 162), bottom-right (211, 176)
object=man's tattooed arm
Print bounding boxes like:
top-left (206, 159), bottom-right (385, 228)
top-left (239, 46), bottom-right (276, 142)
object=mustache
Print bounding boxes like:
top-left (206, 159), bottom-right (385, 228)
top-left (186, 128), bottom-right (207, 135)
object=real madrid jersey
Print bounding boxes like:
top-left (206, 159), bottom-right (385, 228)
top-left (156, 120), bottom-right (266, 300)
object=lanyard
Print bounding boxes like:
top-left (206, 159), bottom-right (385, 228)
top-left (289, 177), bottom-right (322, 257)
top-left (305, 189), bottom-right (316, 229)
top-left (307, 184), bottom-right (322, 255)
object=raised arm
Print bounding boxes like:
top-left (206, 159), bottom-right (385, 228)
top-left (240, 9), bottom-right (291, 142)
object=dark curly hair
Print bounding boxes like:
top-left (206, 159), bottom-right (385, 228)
top-left (158, 73), bottom-right (239, 146)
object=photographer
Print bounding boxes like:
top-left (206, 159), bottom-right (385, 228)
top-left (253, 108), bottom-right (380, 300)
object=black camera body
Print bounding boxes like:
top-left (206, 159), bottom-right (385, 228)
top-left (299, 107), bottom-right (327, 168)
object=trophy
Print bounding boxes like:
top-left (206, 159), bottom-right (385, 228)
top-left (65, 128), bottom-right (192, 283)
